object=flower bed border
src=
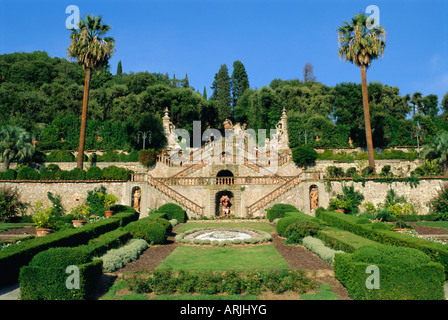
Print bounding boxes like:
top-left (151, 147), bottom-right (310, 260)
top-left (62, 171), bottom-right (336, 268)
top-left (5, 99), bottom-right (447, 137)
top-left (175, 227), bottom-right (272, 246)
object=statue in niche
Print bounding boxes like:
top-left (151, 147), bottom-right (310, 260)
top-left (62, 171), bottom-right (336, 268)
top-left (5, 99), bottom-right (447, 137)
top-left (310, 186), bottom-right (319, 209)
top-left (220, 195), bottom-right (231, 218)
top-left (132, 188), bottom-right (141, 212)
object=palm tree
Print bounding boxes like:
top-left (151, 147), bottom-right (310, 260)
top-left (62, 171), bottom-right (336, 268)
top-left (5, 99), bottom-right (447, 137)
top-left (0, 125), bottom-right (34, 171)
top-left (422, 131), bottom-right (448, 174)
top-left (67, 15), bottom-right (115, 169)
top-left (337, 13), bottom-right (386, 173)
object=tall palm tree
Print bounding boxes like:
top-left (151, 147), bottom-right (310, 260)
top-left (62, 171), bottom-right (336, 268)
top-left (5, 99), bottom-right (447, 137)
top-left (0, 125), bottom-right (34, 171)
top-left (337, 13), bottom-right (386, 173)
top-left (67, 15), bottom-right (115, 169)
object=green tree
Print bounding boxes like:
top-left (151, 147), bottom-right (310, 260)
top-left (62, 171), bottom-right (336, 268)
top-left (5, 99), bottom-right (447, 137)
top-left (116, 60), bottom-right (123, 76)
top-left (422, 131), bottom-right (448, 173)
top-left (442, 92), bottom-right (448, 115)
top-left (211, 64), bottom-right (232, 125)
top-left (231, 60), bottom-right (249, 109)
top-left (0, 125), bottom-right (34, 171)
top-left (67, 14), bottom-right (115, 169)
top-left (337, 12), bottom-right (386, 173)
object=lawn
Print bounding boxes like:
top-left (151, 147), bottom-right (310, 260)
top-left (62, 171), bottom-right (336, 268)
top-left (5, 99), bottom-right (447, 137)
top-left (415, 221), bottom-right (448, 230)
top-left (175, 221), bottom-right (275, 233)
top-left (156, 245), bottom-right (290, 271)
top-left (0, 223), bottom-right (34, 233)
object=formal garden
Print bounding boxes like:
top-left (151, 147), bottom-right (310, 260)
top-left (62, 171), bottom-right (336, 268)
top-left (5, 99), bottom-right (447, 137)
top-left (1, 4), bottom-right (448, 303)
top-left (2, 182), bottom-right (448, 300)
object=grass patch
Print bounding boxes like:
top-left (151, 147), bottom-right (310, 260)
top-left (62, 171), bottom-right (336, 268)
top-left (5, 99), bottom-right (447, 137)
top-left (0, 223), bottom-right (35, 233)
top-left (152, 294), bottom-right (259, 300)
top-left (175, 222), bottom-right (275, 233)
top-left (157, 245), bottom-right (290, 271)
top-left (300, 284), bottom-right (339, 300)
top-left (415, 221), bottom-right (448, 230)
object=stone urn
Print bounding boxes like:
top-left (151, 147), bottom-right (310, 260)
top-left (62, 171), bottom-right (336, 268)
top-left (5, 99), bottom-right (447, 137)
top-left (36, 228), bottom-right (52, 237)
top-left (72, 220), bottom-right (87, 228)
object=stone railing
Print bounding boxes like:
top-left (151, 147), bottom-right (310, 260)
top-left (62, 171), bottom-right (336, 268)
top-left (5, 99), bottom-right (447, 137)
top-left (147, 175), bottom-right (204, 216)
top-left (150, 175), bottom-right (294, 186)
top-left (246, 173), bottom-right (303, 216)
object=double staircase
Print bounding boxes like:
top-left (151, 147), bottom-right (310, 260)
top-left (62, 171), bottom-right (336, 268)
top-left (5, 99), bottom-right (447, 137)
top-left (246, 173), bottom-right (303, 216)
top-left (147, 175), bottom-right (204, 217)
top-left (132, 139), bottom-right (301, 217)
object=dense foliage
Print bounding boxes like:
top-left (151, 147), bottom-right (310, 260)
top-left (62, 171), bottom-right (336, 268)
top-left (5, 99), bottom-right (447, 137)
top-left (2, 51), bottom-right (447, 154)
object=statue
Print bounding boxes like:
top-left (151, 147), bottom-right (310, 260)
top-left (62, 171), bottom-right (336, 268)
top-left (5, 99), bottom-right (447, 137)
top-left (220, 195), bottom-right (231, 218)
top-left (310, 187), bottom-right (319, 209)
top-left (223, 118), bottom-right (233, 130)
top-left (275, 107), bottom-right (289, 149)
top-left (133, 189), bottom-right (141, 212)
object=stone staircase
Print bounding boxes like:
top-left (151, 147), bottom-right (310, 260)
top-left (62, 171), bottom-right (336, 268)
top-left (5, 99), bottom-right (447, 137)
top-left (246, 173), bottom-right (303, 216)
top-left (147, 175), bottom-right (204, 217)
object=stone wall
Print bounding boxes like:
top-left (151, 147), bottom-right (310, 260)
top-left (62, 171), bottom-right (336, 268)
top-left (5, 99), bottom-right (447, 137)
top-left (0, 181), bottom-right (128, 215)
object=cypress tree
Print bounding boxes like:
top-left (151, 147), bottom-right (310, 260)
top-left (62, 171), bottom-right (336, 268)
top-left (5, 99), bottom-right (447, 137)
top-left (211, 64), bottom-right (232, 125)
top-left (116, 60), bottom-right (123, 76)
top-left (231, 60), bottom-right (249, 108)
top-left (203, 86), bottom-right (207, 100)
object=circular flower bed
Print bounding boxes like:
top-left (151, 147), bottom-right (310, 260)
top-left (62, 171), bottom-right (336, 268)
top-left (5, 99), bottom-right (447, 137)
top-left (175, 228), bottom-right (272, 246)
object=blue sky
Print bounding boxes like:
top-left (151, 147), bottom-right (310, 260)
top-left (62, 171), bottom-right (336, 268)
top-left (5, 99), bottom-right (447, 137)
top-left (0, 0), bottom-right (447, 101)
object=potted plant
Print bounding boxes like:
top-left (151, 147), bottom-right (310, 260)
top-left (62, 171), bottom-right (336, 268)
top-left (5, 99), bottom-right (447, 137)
top-left (329, 198), bottom-right (351, 214)
top-left (32, 201), bottom-right (55, 236)
top-left (70, 204), bottom-right (90, 227)
top-left (103, 194), bottom-right (119, 218)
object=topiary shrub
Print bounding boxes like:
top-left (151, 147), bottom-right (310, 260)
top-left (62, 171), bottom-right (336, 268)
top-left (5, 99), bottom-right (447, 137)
top-left (266, 204), bottom-right (298, 222)
top-left (60, 167), bottom-right (86, 180)
top-left (124, 218), bottom-right (167, 244)
top-left (334, 244), bottom-right (446, 300)
top-left (284, 221), bottom-right (321, 244)
top-left (17, 165), bottom-right (40, 180)
top-left (0, 169), bottom-right (17, 180)
top-left (28, 247), bottom-right (91, 269)
top-left (276, 211), bottom-right (316, 237)
top-left (101, 165), bottom-right (130, 180)
top-left (86, 166), bottom-right (103, 180)
top-left (157, 203), bottom-right (187, 223)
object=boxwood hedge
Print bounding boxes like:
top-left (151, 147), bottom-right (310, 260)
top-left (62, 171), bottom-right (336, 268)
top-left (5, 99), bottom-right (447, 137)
top-left (334, 244), bottom-right (445, 300)
top-left (0, 206), bottom-right (138, 287)
top-left (316, 210), bottom-right (448, 278)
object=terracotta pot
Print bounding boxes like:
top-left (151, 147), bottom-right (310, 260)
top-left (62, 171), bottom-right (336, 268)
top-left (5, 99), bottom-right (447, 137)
top-left (36, 228), bottom-right (52, 237)
top-left (334, 209), bottom-right (345, 214)
top-left (105, 210), bottom-right (114, 218)
top-left (72, 220), bottom-right (87, 228)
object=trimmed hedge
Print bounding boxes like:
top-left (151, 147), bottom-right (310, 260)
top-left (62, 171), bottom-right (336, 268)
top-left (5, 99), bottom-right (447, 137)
top-left (20, 258), bottom-right (102, 300)
top-left (276, 211), bottom-right (320, 237)
top-left (0, 206), bottom-right (137, 287)
top-left (124, 217), bottom-right (168, 244)
top-left (317, 228), bottom-right (378, 253)
top-left (316, 210), bottom-right (448, 277)
top-left (334, 244), bottom-right (446, 300)
top-left (156, 203), bottom-right (187, 223)
top-left (266, 204), bottom-right (299, 222)
top-left (19, 227), bottom-right (134, 300)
